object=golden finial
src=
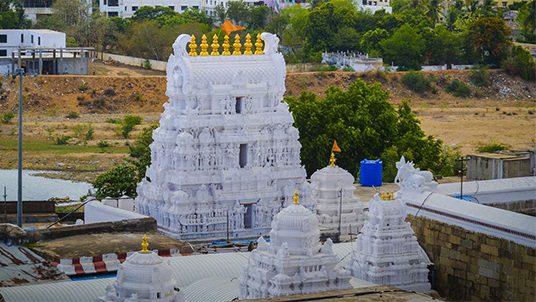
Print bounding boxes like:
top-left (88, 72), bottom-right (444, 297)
top-left (200, 34), bottom-right (209, 56)
top-left (141, 234), bottom-right (149, 253)
top-left (293, 191), bottom-right (299, 205)
top-left (232, 34), bottom-right (242, 55)
top-left (188, 35), bottom-right (198, 56)
top-left (244, 33), bottom-right (253, 55)
top-left (210, 34), bottom-right (220, 56)
top-left (254, 33), bottom-right (264, 55)
top-left (329, 152), bottom-right (336, 166)
top-left (222, 35), bottom-right (231, 55)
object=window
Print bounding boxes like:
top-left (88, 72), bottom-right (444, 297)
top-left (38, 37), bottom-right (41, 45)
top-left (132, 6), bottom-right (138, 11)
top-left (0, 49), bottom-right (7, 56)
top-left (239, 144), bottom-right (248, 168)
top-left (235, 97), bottom-right (243, 113)
top-left (108, 11), bottom-right (118, 16)
top-left (193, 6), bottom-right (199, 9)
top-left (0, 34), bottom-right (7, 43)
top-left (31, 35), bottom-right (34, 43)
top-left (181, 5), bottom-right (187, 11)
top-left (108, 0), bottom-right (119, 6)
top-left (21, 34), bottom-right (24, 43)
top-left (169, 6), bottom-right (174, 10)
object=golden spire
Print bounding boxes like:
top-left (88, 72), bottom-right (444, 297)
top-left (232, 34), bottom-right (242, 55)
top-left (329, 152), bottom-right (336, 166)
top-left (188, 35), bottom-right (198, 56)
top-left (141, 234), bottom-right (149, 253)
top-left (293, 191), bottom-right (299, 205)
top-left (244, 33), bottom-right (253, 55)
top-left (210, 34), bottom-right (220, 56)
top-left (200, 34), bottom-right (209, 56)
top-left (254, 33), bottom-right (264, 55)
top-left (380, 192), bottom-right (395, 201)
top-left (222, 35), bottom-right (231, 55)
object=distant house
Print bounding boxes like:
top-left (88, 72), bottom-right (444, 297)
top-left (357, 0), bottom-right (392, 14)
top-left (0, 29), bottom-right (92, 75)
top-left (22, 0), bottom-right (92, 22)
top-left (467, 151), bottom-right (536, 181)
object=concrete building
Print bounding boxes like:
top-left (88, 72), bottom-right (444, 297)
top-left (0, 29), bottom-right (91, 75)
top-left (100, 0), bottom-right (206, 17)
top-left (357, 0), bottom-right (392, 14)
top-left (466, 151), bottom-right (536, 181)
top-left (22, 0), bottom-right (92, 22)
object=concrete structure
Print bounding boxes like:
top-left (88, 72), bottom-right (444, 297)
top-left (135, 32), bottom-right (311, 241)
top-left (310, 159), bottom-right (366, 237)
top-left (99, 0), bottom-right (203, 17)
top-left (22, 0), bottom-right (92, 22)
top-left (239, 192), bottom-right (352, 299)
top-left (466, 151), bottom-right (535, 181)
top-left (97, 236), bottom-right (184, 302)
top-left (84, 199), bottom-right (148, 224)
top-left (349, 192), bottom-right (431, 293)
top-left (322, 52), bottom-right (384, 72)
top-left (357, 0), bottom-right (392, 14)
top-left (0, 29), bottom-right (91, 75)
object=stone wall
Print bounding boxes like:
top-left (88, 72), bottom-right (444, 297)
top-left (409, 215), bottom-right (535, 301)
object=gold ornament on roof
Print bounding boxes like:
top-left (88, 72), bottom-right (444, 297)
top-left (244, 33), bottom-right (253, 55)
top-left (141, 234), bottom-right (150, 253)
top-left (232, 34), bottom-right (242, 55)
top-left (222, 35), bottom-right (231, 56)
top-left (210, 34), bottom-right (220, 56)
top-left (200, 34), bottom-right (209, 56)
top-left (254, 33), bottom-right (264, 55)
top-left (188, 35), bottom-right (198, 56)
top-left (293, 191), bottom-right (300, 205)
top-left (380, 192), bottom-right (395, 201)
top-left (329, 152), bottom-right (336, 166)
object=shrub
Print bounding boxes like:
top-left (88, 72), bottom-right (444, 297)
top-left (119, 115), bottom-right (143, 139)
top-left (97, 140), bottom-right (111, 148)
top-left (93, 163), bottom-right (138, 199)
top-left (103, 88), bottom-right (116, 96)
top-left (502, 46), bottom-right (536, 81)
top-left (85, 125), bottom-right (94, 141)
top-left (142, 59), bottom-right (152, 70)
top-left (342, 66), bottom-right (354, 72)
top-left (54, 135), bottom-right (71, 145)
top-left (312, 65), bottom-right (338, 72)
top-left (1, 112), bottom-right (15, 124)
top-left (477, 140), bottom-right (508, 153)
top-left (78, 82), bottom-right (89, 92)
top-left (446, 79), bottom-right (471, 97)
top-left (65, 111), bottom-right (80, 119)
top-left (469, 66), bottom-right (490, 87)
top-left (400, 71), bottom-right (432, 93)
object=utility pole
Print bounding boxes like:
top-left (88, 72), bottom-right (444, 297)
top-left (338, 188), bottom-right (343, 240)
top-left (457, 156), bottom-right (469, 199)
top-left (13, 68), bottom-right (24, 227)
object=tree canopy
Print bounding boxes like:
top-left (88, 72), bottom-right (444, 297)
top-left (0, 0), bottom-right (30, 29)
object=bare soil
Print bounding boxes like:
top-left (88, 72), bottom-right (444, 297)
top-left (0, 66), bottom-right (534, 182)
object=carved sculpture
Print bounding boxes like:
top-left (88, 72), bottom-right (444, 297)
top-left (395, 156), bottom-right (438, 193)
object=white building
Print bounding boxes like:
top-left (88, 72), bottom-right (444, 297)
top-left (348, 192), bottom-right (431, 293)
top-left (239, 192), bottom-right (352, 299)
top-left (22, 0), bottom-right (92, 22)
top-left (135, 32), bottom-right (311, 241)
top-left (357, 0), bottom-right (392, 14)
top-left (0, 29), bottom-right (65, 74)
top-left (97, 235), bottom-right (184, 302)
top-left (100, 0), bottom-right (204, 17)
top-left (310, 154), bottom-right (366, 237)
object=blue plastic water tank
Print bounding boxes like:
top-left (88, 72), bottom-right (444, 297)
top-left (360, 159), bottom-right (382, 187)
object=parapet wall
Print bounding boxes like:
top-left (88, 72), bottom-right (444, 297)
top-left (409, 215), bottom-right (535, 301)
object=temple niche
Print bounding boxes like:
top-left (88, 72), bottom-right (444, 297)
top-left (310, 154), bottom-right (366, 238)
top-left (135, 33), bottom-right (311, 241)
top-left (239, 192), bottom-right (352, 299)
top-left (348, 192), bottom-right (431, 293)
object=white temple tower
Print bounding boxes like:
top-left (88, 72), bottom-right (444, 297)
top-left (311, 153), bottom-right (366, 237)
top-left (135, 33), bottom-right (311, 240)
top-left (348, 192), bottom-right (431, 293)
top-left (97, 235), bottom-right (184, 302)
top-left (239, 192), bottom-right (352, 299)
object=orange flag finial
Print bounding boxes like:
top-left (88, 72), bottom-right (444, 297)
top-left (332, 140), bottom-right (341, 153)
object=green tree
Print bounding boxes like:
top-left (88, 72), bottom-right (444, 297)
top-left (214, 4), bottom-right (227, 24)
top-left (465, 17), bottom-right (511, 65)
top-left (226, 0), bottom-right (249, 26)
top-left (93, 163), bottom-right (139, 199)
top-left (380, 23), bottom-right (426, 70)
top-left (360, 28), bottom-right (389, 55)
top-left (423, 25), bottom-right (462, 65)
top-left (0, 0), bottom-right (30, 29)
top-left (248, 5), bottom-right (269, 29)
top-left (517, 1), bottom-right (536, 43)
top-left (501, 45), bottom-right (536, 81)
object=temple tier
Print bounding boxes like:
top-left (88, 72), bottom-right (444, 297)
top-left (135, 33), bottom-right (312, 241)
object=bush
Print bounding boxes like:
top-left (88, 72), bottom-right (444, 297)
top-left (85, 125), bottom-right (94, 141)
top-left (93, 163), bottom-right (138, 199)
top-left (65, 111), bottom-right (80, 119)
top-left (1, 112), bottom-right (15, 124)
top-left (103, 88), bottom-right (116, 96)
top-left (469, 66), bottom-right (490, 87)
top-left (97, 140), bottom-right (111, 148)
top-left (400, 71), bottom-right (432, 93)
top-left (446, 79), bottom-right (471, 97)
top-left (477, 141), bottom-right (508, 153)
top-left (312, 65), bottom-right (338, 72)
top-left (142, 59), bottom-right (152, 70)
top-left (78, 82), bottom-right (89, 92)
top-left (119, 115), bottom-right (143, 139)
top-left (54, 135), bottom-right (71, 145)
top-left (502, 46), bottom-right (536, 81)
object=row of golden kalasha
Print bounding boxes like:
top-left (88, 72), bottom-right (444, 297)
top-left (188, 33), bottom-right (264, 56)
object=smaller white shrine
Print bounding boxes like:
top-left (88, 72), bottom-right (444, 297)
top-left (239, 192), bottom-right (352, 299)
top-left (311, 152), bottom-right (366, 237)
top-left (395, 156), bottom-right (438, 193)
top-left (348, 192), bottom-right (431, 293)
top-left (97, 235), bottom-right (184, 302)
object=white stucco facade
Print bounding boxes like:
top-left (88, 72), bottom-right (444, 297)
top-left (357, 0), bottom-right (392, 13)
top-left (135, 33), bottom-right (311, 241)
top-left (99, 0), bottom-right (203, 17)
top-left (239, 193), bottom-right (352, 299)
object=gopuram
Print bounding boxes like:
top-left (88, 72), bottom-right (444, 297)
top-left (135, 33), bottom-right (311, 240)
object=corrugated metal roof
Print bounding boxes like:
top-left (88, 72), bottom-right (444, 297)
top-left (0, 242), bottom-right (360, 302)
